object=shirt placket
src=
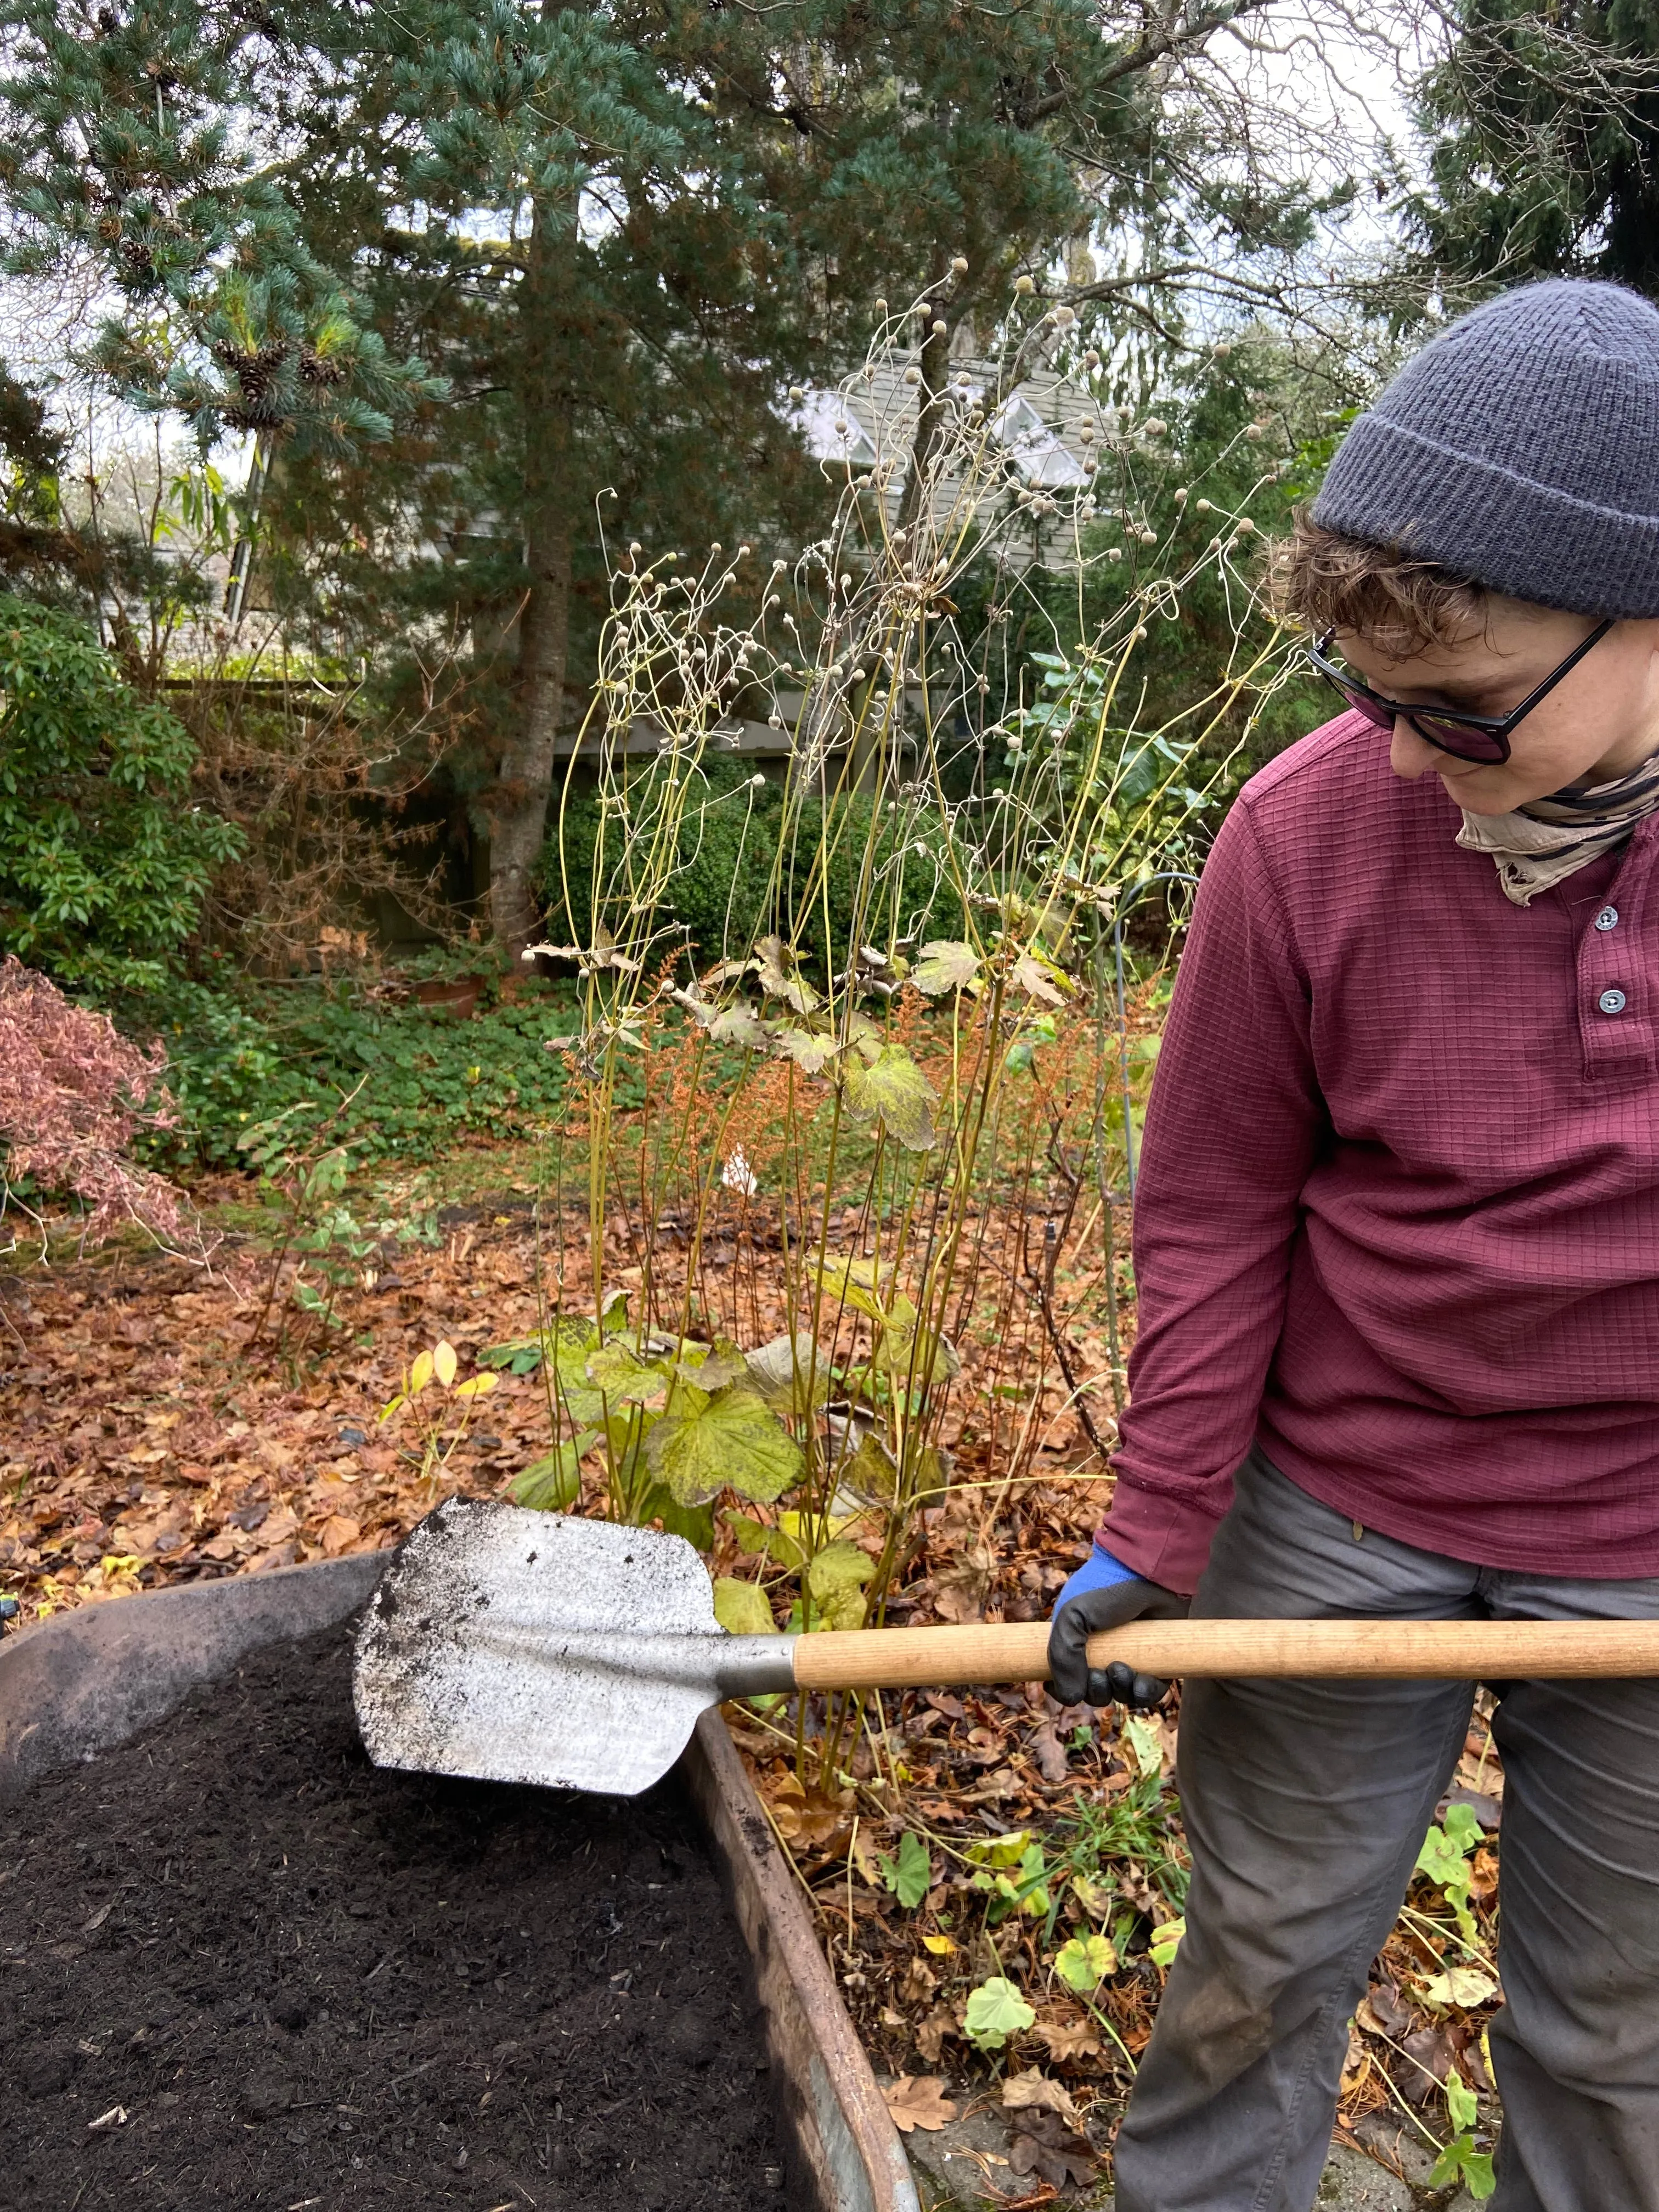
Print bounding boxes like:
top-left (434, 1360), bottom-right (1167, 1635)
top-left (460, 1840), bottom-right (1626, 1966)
top-left (1577, 820), bottom-right (1658, 1079)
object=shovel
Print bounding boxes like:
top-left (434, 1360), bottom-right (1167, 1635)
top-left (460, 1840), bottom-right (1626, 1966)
top-left (353, 1498), bottom-right (1659, 1797)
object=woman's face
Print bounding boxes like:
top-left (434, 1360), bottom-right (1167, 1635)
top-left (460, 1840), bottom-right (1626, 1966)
top-left (1338, 600), bottom-right (1659, 816)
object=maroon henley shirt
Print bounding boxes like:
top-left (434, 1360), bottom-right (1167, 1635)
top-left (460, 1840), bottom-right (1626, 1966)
top-left (1101, 709), bottom-right (1659, 1595)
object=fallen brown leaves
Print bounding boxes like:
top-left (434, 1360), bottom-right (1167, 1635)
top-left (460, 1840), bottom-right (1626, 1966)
top-left (0, 1165), bottom-right (1509, 2198)
top-left (882, 2075), bottom-right (958, 2133)
top-left (0, 1197), bottom-right (575, 1622)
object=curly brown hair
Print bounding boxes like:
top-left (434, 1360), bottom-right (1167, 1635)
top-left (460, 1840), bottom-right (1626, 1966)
top-left (1266, 512), bottom-right (1492, 661)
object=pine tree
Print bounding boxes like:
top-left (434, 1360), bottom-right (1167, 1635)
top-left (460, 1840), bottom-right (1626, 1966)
top-left (1409, 2), bottom-right (1659, 299)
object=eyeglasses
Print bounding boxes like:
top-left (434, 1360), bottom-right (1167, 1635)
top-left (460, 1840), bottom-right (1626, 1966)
top-left (1307, 618), bottom-right (1616, 765)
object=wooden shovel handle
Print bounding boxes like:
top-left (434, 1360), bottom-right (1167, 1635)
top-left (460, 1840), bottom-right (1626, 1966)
top-left (789, 1616), bottom-right (1659, 1692)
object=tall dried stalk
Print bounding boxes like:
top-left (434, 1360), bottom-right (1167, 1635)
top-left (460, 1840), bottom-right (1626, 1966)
top-left (510, 289), bottom-right (1305, 1785)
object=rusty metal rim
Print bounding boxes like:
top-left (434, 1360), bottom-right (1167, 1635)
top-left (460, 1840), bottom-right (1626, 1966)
top-left (0, 1552), bottom-right (918, 2212)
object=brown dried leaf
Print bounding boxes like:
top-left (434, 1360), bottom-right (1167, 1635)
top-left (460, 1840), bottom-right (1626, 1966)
top-left (1006, 2109), bottom-right (1097, 2188)
top-left (915, 2006), bottom-right (958, 2064)
top-left (1035, 2019), bottom-right (1102, 2063)
top-left (1002, 2068), bottom-right (1079, 2121)
top-left (1028, 1721), bottom-right (1069, 1785)
top-left (318, 1514), bottom-right (362, 1556)
top-left (1397, 2024), bottom-right (1457, 2105)
top-left (900, 1956), bottom-right (939, 2006)
top-left (1358, 1979), bottom-right (1410, 2041)
top-left (882, 2076), bottom-right (958, 2134)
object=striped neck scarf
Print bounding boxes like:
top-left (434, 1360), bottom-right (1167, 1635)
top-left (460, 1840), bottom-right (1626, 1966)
top-left (1455, 749), bottom-right (1659, 907)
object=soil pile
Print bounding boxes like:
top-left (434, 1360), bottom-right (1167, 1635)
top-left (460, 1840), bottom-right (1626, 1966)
top-left (0, 1624), bottom-right (786, 2210)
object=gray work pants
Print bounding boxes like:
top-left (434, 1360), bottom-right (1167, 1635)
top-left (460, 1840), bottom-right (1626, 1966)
top-left (1113, 1447), bottom-right (1659, 2212)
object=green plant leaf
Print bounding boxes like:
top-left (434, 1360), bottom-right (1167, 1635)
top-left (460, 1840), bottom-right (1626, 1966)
top-left (837, 1428), bottom-right (899, 1500)
top-left (871, 1319), bottom-right (961, 1387)
top-left (876, 1831), bottom-right (931, 1910)
top-left (1442, 1802), bottom-right (1482, 1854)
top-left (1429, 2136), bottom-right (1496, 2200)
top-left (1053, 1932), bottom-right (1116, 1992)
top-left (992, 1842), bottom-right (1051, 1918)
top-left (806, 1538), bottom-right (876, 1600)
top-left (841, 1042), bottom-right (938, 1151)
top-left (712, 1577), bottom-right (776, 1635)
top-left (1444, 2073), bottom-right (1479, 2131)
top-left (770, 1025), bottom-right (839, 1075)
top-left (1123, 1714), bottom-right (1165, 1778)
top-left (631, 1481), bottom-right (714, 1549)
top-left (802, 1537), bottom-right (874, 1630)
top-left (511, 1431), bottom-right (600, 1511)
top-left (962, 1976), bottom-right (1035, 2052)
top-left (646, 1381), bottom-right (804, 1506)
top-left (911, 939), bottom-right (981, 995)
top-left (815, 1254), bottom-right (892, 1324)
top-left (965, 1831), bottom-right (1031, 1870)
top-left (729, 1512), bottom-right (809, 1572)
top-left (673, 1338), bottom-right (747, 1389)
top-left (1149, 1916), bottom-right (1186, 1970)
top-left (586, 1339), bottom-right (670, 1405)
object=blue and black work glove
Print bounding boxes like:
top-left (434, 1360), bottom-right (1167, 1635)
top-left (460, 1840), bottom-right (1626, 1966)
top-left (1048, 1544), bottom-right (1189, 1711)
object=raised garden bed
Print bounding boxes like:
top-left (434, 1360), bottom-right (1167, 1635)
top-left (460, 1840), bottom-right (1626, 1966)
top-left (0, 1559), bottom-right (917, 2212)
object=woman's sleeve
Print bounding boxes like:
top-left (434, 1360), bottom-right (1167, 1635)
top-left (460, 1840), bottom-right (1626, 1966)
top-left (1100, 793), bottom-right (1325, 1594)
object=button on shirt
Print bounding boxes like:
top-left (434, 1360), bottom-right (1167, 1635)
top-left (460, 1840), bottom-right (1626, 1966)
top-left (1102, 712), bottom-right (1659, 1595)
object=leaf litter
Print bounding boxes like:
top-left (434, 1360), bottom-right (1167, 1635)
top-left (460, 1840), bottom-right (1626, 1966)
top-left (0, 1186), bottom-right (1509, 2197)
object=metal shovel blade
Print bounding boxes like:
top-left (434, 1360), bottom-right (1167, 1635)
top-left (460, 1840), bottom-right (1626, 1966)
top-left (353, 1499), bottom-right (794, 1796)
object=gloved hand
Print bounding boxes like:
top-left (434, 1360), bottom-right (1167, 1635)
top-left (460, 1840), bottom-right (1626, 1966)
top-left (1048, 1544), bottom-right (1189, 1709)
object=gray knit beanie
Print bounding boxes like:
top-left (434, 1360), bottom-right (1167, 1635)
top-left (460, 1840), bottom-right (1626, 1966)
top-left (1312, 278), bottom-right (1659, 618)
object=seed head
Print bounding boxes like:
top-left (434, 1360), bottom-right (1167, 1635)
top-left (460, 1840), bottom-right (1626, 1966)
top-left (950, 256), bottom-right (968, 274)
top-left (1013, 274), bottom-right (1035, 295)
top-left (788, 386), bottom-right (804, 401)
top-left (904, 366), bottom-right (922, 385)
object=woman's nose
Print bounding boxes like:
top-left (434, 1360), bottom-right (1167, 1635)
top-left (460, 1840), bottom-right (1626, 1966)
top-left (1389, 716), bottom-right (1441, 781)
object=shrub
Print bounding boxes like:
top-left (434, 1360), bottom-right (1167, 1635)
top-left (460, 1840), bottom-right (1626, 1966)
top-left (0, 956), bottom-right (194, 1246)
top-left (139, 978), bottom-right (575, 1167)
top-left (0, 598), bottom-right (242, 993)
top-left (539, 758), bottom-right (966, 978)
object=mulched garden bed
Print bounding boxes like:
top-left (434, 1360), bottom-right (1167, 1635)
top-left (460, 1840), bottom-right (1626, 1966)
top-left (0, 1622), bottom-right (787, 2211)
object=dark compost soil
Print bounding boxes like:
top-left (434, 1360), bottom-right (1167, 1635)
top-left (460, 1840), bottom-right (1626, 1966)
top-left (0, 1623), bottom-right (787, 2211)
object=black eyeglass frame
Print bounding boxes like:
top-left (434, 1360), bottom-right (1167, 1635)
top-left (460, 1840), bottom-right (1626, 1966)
top-left (1308, 618), bottom-right (1616, 765)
